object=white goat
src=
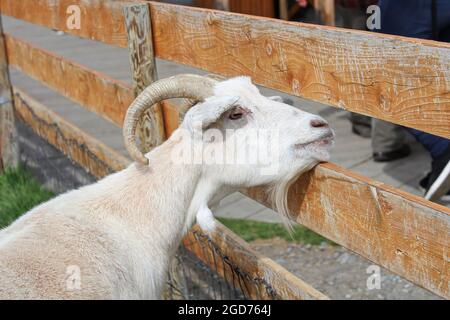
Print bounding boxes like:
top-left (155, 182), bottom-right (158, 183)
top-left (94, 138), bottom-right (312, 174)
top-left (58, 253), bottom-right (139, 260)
top-left (0, 74), bottom-right (334, 299)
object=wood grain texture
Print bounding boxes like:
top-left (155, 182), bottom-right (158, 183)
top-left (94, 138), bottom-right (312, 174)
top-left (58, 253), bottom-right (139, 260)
top-left (5, 34), bottom-right (134, 127)
top-left (124, 3), bottom-right (166, 152)
top-left (0, 0), bottom-right (130, 48)
top-left (161, 102), bottom-right (180, 137)
top-left (0, 15), bottom-right (18, 169)
top-left (183, 223), bottom-right (329, 300)
top-left (124, 3), bottom-right (157, 97)
top-left (245, 162), bottom-right (450, 299)
top-left (5, 33), bottom-right (178, 137)
top-left (12, 87), bottom-right (130, 178)
top-left (150, 2), bottom-right (450, 138)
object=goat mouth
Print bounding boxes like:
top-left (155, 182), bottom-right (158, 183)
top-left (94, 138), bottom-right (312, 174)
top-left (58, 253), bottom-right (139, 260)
top-left (294, 131), bottom-right (335, 148)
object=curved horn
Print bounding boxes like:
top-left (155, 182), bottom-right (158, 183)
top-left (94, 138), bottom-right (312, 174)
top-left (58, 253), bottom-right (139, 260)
top-left (123, 74), bottom-right (218, 165)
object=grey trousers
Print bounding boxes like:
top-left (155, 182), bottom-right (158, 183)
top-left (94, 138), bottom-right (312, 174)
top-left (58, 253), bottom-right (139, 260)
top-left (350, 113), bottom-right (406, 153)
top-left (337, 4), bottom-right (407, 154)
top-left (371, 119), bottom-right (406, 153)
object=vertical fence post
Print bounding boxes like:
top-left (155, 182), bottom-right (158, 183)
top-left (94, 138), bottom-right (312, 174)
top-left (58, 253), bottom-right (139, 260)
top-left (123, 3), bottom-right (166, 153)
top-left (0, 15), bottom-right (18, 171)
top-left (123, 3), bottom-right (181, 299)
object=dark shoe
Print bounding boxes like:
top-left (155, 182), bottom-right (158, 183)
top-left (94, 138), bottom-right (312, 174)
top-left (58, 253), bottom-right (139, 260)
top-left (420, 172), bottom-right (431, 189)
top-left (352, 124), bottom-right (371, 138)
top-left (421, 171), bottom-right (450, 197)
top-left (373, 145), bottom-right (411, 162)
top-left (424, 146), bottom-right (450, 200)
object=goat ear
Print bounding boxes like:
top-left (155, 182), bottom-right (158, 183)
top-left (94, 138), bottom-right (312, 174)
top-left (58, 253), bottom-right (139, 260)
top-left (183, 96), bottom-right (239, 133)
top-left (268, 96), bottom-right (283, 103)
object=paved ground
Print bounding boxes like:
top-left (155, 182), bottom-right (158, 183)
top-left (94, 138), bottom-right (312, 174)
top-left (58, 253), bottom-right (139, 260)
top-left (251, 238), bottom-right (440, 300)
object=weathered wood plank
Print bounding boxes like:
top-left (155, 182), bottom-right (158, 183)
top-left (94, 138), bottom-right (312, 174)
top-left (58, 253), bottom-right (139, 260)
top-left (124, 3), bottom-right (165, 152)
top-left (183, 223), bottom-right (329, 300)
top-left (5, 33), bottom-right (180, 137)
top-left (12, 86), bottom-right (130, 178)
top-left (5, 34), bottom-right (134, 127)
top-left (162, 102), bottom-right (180, 137)
top-left (0, 15), bottom-right (18, 169)
top-left (245, 162), bottom-right (450, 299)
top-left (150, 2), bottom-right (450, 138)
top-left (0, 0), bottom-right (131, 48)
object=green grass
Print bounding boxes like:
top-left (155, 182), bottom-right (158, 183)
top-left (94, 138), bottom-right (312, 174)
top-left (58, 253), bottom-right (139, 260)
top-left (0, 166), bottom-right (329, 245)
top-left (218, 217), bottom-right (333, 245)
top-left (0, 166), bottom-right (54, 228)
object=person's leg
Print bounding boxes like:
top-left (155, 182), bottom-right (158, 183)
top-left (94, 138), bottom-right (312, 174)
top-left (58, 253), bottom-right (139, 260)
top-left (407, 129), bottom-right (450, 200)
top-left (372, 119), bottom-right (410, 161)
top-left (410, 0), bottom-right (450, 199)
top-left (351, 113), bottom-right (371, 138)
top-left (336, 5), bottom-right (374, 138)
top-left (378, 0), bottom-right (433, 38)
top-left (368, 0), bottom-right (433, 161)
top-left (408, 129), bottom-right (450, 159)
top-left (436, 0), bottom-right (450, 41)
top-left (376, 0), bottom-right (450, 198)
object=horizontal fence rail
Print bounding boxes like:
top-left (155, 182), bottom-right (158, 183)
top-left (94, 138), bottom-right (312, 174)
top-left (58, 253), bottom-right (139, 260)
top-left (12, 87), bottom-right (129, 177)
top-left (149, 2), bottom-right (450, 139)
top-left (245, 165), bottom-right (450, 298)
top-left (0, 0), bottom-right (130, 48)
top-left (5, 34), bottom-right (182, 137)
top-left (184, 224), bottom-right (328, 300)
top-left (6, 34), bottom-right (134, 126)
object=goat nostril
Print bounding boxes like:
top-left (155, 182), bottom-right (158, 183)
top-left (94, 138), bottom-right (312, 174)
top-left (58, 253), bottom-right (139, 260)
top-left (310, 119), bottom-right (328, 128)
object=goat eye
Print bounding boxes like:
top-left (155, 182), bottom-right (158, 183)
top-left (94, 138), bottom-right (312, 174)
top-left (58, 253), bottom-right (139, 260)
top-left (229, 112), bottom-right (243, 120)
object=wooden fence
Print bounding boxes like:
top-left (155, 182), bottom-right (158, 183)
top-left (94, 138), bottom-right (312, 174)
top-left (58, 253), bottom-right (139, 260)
top-left (0, 0), bottom-right (448, 299)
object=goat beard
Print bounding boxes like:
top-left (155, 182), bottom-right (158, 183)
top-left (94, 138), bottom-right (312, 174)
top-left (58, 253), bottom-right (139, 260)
top-left (268, 162), bottom-right (317, 232)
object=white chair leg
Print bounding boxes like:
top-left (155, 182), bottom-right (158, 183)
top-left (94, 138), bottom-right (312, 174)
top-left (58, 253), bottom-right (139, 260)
top-left (425, 160), bottom-right (450, 201)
